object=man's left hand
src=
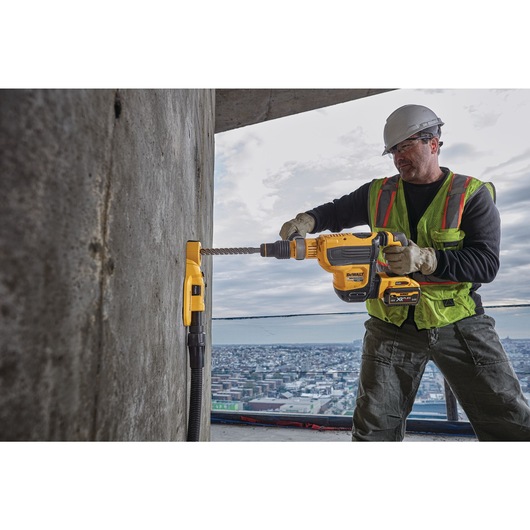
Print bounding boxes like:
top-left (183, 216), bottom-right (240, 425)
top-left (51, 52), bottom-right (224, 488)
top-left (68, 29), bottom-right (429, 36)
top-left (384, 240), bottom-right (437, 275)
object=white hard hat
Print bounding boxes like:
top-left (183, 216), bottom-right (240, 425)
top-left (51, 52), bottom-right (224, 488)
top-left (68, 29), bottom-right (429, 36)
top-left (382, 104), bottom-right (444, 155)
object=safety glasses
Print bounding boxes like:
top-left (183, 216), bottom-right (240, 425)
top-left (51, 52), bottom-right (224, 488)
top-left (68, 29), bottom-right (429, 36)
top-left (387, 134), bottom-right (434, 156)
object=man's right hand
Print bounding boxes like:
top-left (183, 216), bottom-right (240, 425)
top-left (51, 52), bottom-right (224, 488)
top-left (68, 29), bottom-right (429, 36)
top-left (279, 213), bottom-right (315, 240)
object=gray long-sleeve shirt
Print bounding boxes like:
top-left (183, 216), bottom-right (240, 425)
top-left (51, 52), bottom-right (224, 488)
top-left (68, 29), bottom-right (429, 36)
top-left (306, 168), bottom-right (501, 314)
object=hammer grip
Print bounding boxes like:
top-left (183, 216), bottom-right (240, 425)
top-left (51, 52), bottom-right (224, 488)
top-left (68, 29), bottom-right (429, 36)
top-left (392, 232), bottom-right (408, 247)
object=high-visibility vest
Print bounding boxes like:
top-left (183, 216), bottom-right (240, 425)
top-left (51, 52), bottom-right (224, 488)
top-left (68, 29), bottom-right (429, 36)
top-left (366, 170), bottom-right (496, 329)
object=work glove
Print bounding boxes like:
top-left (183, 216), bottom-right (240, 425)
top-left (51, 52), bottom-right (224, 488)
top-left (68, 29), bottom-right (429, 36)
top-left (279, 212), bottom-right (315, 240)
top-left (384, 240), bottom-right (437, 275)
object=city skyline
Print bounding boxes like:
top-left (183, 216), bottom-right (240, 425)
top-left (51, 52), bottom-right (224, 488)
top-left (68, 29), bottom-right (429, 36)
top-left (211, 338), bottom-right (530, 422)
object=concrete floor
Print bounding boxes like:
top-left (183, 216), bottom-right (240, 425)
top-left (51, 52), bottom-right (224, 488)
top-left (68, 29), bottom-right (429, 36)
top-left (210, 423), bottom-right (477, 442)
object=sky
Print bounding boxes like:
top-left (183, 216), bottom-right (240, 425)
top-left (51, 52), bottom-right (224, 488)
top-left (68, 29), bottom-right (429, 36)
top-left (211, 89), bottom-right (530, 343)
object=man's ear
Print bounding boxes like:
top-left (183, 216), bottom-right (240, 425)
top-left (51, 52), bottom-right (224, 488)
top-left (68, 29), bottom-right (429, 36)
top-left (430, 136), bottom-right (441, 155)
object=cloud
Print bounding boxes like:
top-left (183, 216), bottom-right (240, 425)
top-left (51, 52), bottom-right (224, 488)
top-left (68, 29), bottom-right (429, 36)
top-left (496, 183), bottom-right (530, 210)
top-left (483, 151), bottom-right (530, 177)
top-left (464, 103), bottom-right (502, 129)
top-left (441, 142), bottom-right (481, 160)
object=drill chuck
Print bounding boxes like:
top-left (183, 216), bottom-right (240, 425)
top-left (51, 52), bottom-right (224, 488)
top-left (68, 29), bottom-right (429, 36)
top-left (260, 240), bottom-right (291, 259)
top-left (260, 237), bottom-right (307, 260)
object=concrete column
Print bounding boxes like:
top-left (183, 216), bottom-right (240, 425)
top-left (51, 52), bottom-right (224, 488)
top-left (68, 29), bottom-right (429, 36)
top-left (0, 89), bottom-right (214, 440)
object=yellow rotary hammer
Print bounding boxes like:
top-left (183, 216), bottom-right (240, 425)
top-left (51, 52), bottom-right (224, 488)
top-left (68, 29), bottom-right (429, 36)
top-left (201, 231), bottom-right (421, 306)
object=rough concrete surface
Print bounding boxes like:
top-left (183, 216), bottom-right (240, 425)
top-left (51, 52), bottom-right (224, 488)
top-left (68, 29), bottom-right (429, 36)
top-left (0, 89), bottom-right (214, 440)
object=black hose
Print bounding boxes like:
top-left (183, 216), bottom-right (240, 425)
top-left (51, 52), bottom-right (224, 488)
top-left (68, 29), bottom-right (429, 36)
top-left (187, 310), bottom-right (205, 441)
top-left (187, 368), bottom-right (203, 441)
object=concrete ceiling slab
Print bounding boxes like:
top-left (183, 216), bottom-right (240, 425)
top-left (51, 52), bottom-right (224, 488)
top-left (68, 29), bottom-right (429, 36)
top-left (215, 88), bottom-right (394, 133)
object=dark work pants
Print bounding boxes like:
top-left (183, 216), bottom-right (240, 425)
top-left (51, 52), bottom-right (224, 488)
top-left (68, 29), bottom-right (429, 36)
top-left (352, 315), bottom-right (530, 441)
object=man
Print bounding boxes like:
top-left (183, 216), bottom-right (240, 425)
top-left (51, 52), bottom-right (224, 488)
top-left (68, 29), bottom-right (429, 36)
top-left (280, 104), bottom-right (530, 441)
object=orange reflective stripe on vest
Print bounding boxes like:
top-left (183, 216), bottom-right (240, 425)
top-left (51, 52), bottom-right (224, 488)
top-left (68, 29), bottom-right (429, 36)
top-left (442, 174), bottom-right (472, 229)
top-left (375, 176), bottom-right (399, 228)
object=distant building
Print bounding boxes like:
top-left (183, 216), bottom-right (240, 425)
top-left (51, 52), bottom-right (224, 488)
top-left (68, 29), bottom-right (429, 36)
top-left (279, 397), bottom-right (332, 415)
top-left (409, 401), bottom-right (448, 420)
top-left (247, 398), bottom-right (286, 412)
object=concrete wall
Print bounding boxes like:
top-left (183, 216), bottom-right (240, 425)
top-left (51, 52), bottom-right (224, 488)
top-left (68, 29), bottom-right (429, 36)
top-left (0, 89), bottom-right (214, 440)
top-left (1, 87), bottom-right (381, 441)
